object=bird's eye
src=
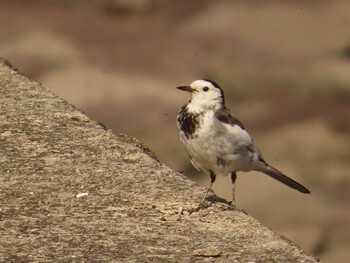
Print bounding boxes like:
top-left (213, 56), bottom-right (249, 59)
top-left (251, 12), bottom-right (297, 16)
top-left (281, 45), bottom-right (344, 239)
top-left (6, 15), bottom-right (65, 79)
top-left (203, 87), bottom-right (209, 91)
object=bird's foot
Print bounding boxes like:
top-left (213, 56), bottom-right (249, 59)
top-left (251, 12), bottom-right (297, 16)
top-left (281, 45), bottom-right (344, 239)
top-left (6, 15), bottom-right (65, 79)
top-left (230, 200), bottom-right (236, 209)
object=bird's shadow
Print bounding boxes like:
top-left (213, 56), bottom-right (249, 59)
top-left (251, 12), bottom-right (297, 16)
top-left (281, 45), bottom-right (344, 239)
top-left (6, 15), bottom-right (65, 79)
top-left (206, 195), bottom-right (232, 205)
top-left (180, 195), bottom-right (248, 215)
top-left (205, 195), bottom-right (248, 215)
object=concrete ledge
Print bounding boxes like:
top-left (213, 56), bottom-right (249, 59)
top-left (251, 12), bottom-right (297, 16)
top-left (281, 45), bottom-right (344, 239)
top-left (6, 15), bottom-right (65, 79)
top-left (0, 58), bottom-right (318, 262)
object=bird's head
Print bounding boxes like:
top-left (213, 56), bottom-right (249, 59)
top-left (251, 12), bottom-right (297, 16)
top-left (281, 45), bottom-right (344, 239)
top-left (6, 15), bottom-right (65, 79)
top-left (177, 79), bottom-right (225, 110)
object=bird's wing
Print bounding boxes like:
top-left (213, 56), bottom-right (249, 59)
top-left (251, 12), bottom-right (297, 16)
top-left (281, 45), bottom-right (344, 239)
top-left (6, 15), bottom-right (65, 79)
top-left (214, 107), bottom-right (254, 145)
top-left (214, 107), bottom-right (257, 159)
top-left (215, 107), bottom-right (246, 130)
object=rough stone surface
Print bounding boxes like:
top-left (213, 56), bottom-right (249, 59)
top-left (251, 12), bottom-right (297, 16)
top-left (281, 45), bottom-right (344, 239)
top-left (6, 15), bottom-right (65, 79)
top-left (0, 58), bottom-right (318, 262)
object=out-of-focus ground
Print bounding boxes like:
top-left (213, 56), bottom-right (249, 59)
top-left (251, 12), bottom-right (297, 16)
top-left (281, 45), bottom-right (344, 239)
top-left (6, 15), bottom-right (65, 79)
top-left (0, 0), bottom-right (349, 261)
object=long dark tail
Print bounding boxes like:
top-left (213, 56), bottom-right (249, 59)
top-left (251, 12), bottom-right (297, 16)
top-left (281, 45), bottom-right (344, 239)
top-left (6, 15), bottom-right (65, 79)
top-left (257, 163), bottom-right (310, 194)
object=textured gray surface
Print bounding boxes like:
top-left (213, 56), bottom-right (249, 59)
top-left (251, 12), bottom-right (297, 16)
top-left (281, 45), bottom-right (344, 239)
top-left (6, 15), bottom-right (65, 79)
top-left (0, 58), bottom-right (318, 262)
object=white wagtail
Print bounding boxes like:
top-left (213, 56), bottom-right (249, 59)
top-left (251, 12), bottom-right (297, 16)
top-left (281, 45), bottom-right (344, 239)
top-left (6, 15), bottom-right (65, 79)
top-left (176, 79), bottom-right (310, 206)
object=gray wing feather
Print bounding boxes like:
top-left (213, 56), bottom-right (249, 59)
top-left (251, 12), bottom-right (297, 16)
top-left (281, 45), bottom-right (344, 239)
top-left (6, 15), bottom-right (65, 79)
top-left (215, 108), bottom-right (257, 167)
top-left (215, 107), bottom-right (245, 130)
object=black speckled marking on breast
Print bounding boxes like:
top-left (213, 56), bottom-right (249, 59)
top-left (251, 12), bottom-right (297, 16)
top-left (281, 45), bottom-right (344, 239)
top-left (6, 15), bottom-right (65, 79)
top-left (177, 104), bottom-right (199, 139)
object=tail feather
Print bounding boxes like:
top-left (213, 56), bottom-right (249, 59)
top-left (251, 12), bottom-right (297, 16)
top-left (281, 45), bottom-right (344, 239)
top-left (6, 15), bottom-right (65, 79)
top-left (258, 164), bottom-right (310, 194)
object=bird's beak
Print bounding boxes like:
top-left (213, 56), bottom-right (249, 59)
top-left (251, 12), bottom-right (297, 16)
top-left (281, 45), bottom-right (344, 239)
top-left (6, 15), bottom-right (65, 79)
top-left (176, 85), bottom-right (195, 93)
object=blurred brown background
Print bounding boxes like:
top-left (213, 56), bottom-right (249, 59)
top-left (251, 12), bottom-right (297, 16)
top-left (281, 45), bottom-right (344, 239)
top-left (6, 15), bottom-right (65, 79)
top-left (1, 0), bottom-right (349, 262)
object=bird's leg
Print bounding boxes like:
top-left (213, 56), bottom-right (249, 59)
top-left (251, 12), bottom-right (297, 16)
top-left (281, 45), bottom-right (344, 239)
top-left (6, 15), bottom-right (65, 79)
top-left (199, 171), bottom-right (216, 206)
top-left (231, 172), bottom-right (237, 207)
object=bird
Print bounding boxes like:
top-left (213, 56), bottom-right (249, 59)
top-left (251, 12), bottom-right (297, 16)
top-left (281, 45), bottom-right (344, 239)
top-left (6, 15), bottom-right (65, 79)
top-left (176, 79), bottom-right (310, 206)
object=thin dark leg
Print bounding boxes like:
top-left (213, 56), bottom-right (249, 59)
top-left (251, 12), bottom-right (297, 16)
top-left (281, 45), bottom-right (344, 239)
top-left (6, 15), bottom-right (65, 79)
top-left (199, 170), bottom-right (216, 205)
top-left (210, 172), bottom-right (216, 184)
top-left (231, 172), bottom-right (237, 206)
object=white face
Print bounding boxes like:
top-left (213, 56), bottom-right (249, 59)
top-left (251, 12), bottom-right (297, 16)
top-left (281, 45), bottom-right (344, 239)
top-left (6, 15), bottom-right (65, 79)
top-left (177, 79), bottom-right (224, 110)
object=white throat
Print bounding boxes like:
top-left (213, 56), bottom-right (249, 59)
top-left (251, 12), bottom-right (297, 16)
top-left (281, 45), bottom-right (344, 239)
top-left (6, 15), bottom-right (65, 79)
top-left (188, 95), bottom-right (223, 113)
